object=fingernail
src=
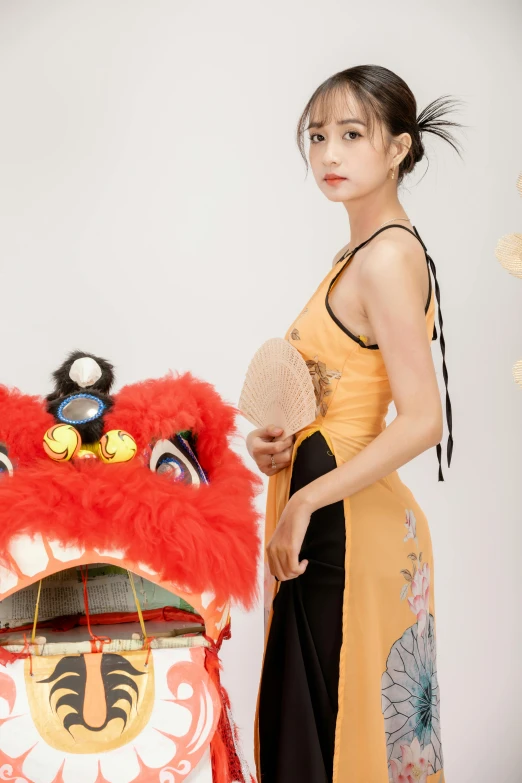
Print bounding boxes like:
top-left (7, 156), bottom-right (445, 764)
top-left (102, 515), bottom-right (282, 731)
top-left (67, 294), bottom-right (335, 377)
top-left (272, 427), bottom-right (282, 434)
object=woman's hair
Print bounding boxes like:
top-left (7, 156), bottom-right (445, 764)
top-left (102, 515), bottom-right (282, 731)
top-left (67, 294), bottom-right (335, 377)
top-left (296, 64), bottom-right (466, 183)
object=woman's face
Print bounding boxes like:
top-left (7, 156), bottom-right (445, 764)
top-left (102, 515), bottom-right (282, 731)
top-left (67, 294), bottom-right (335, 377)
top-left (307, 91), bottom-right (405, 203)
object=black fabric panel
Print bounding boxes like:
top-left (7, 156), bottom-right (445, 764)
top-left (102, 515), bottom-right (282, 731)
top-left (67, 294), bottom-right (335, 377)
top-left (258, 431), bottom-right (346, 783)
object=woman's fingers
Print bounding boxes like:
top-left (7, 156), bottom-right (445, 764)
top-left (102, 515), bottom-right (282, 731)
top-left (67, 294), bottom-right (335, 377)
top-left (255, 441), bottom-right (294, 475)
top-left (247, 425), bottom-right (296, 476)
top-left (267, 546), bottom-right (308, 581)
top-left (265, 446), bottom-right (293, 469)
top-left (281, 548), bottom-right (308, 580)
top-left (256, 435), bottom-right (294, 456)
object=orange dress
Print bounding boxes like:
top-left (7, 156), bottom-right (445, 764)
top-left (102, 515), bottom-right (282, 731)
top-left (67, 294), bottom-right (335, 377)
top-left (254, 224), bottom-right (452, 783)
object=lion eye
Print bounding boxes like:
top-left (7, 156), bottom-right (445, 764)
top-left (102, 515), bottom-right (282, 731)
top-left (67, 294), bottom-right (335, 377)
top-left (149, 438), bottom-right (205, 486)
top-left (0, 445), bottom-right (13, 477)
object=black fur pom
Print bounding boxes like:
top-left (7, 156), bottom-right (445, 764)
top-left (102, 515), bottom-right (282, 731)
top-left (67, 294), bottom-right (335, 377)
top-left (46, 351), bottom-right (115, 401)
top-left (46, 352), bottom-right (115, 444)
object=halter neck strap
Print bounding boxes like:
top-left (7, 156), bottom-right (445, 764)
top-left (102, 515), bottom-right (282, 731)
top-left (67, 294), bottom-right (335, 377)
top-left (412, 226), bottom-right (453, 481)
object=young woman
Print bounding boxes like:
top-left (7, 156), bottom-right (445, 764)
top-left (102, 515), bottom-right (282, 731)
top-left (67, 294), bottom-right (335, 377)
top-left (247, 65), bottom-right (464, 783)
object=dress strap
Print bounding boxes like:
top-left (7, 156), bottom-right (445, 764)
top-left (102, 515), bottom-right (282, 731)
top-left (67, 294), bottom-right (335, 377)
top-left (412, 226), bottom-right (453, 482)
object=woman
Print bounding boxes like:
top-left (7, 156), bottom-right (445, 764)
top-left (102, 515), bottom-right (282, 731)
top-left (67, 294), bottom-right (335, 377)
top-left (247, 65), bottom-right (464, 783)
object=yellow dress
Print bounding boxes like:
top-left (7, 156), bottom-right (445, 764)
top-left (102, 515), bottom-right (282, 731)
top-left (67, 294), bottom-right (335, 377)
top-left (254, 224), bottom-right (452, 783)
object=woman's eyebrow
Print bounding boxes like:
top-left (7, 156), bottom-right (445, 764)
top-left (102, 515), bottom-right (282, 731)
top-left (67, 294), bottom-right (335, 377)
top-left (307, 117), bottom-right (367, 130)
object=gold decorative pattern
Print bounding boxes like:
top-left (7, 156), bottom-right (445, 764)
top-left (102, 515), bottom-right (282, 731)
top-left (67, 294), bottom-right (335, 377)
top-left (25, 650), bottom-right (154, 753)
top-left (305, 355), bottom-right (341, 417)
top-left (290, 329), bottom-right (301, 340)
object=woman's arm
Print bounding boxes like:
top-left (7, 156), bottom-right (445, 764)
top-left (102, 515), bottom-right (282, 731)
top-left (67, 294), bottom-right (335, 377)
top-left (296, 237), bottom-right (443, 513)
top-left (266, 237), bottom-right (444, 580)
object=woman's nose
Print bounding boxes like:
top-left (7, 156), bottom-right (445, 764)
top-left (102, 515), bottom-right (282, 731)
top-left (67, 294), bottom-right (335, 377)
top-left (321, 141), bottom-right (341, 167)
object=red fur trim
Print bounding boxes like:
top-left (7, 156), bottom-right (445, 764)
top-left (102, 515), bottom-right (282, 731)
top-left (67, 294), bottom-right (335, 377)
top-left (105, 372), bottom-right (236, 470)
top-left (0, 385), bottom-right (54, 467)
top-left (0, 373), bottom-right (263, 608)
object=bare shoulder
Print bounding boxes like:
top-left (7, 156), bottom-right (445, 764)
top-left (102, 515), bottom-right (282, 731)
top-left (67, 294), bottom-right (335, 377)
top-left (359, 227), bottom-right (427, 299)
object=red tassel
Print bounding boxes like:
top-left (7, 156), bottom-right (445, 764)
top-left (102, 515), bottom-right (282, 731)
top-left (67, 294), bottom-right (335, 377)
top-left (204, 644), bottom-right (249, 783)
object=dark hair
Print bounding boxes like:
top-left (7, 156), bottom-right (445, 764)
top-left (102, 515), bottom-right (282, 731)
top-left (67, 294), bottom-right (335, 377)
top-left (296, 64), bottom-right (466, 183)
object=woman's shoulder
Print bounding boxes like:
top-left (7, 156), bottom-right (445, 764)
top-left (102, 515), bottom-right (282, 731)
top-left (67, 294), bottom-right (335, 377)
top-left (331, 241), bottom-right (352, 268)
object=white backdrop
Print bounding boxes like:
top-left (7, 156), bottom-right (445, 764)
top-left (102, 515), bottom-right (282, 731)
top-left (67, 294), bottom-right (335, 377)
top-left (1, 1), bottom-right (521, 779)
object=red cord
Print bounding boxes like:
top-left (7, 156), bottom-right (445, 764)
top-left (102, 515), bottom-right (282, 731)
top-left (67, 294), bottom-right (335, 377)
top-left (80, 566), bottom-right (111, 653)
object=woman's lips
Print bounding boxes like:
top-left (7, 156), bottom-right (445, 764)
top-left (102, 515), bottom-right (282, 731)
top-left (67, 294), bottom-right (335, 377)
top-left (324, 175), bottom-right (347, 185)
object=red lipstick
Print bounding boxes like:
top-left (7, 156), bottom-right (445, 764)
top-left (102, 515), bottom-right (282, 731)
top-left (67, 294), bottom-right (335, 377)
top-left (324, 173), bottom-right (347, 184)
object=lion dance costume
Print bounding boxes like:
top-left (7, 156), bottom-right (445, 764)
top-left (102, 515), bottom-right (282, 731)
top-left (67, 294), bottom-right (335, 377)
top-left (0, 352), bottom-right (261, 783)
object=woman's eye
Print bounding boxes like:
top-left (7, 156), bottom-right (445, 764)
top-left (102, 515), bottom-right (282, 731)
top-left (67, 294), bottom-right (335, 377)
top-left (149, 438), bottom-right (202, 486)
top-left (309, 131), bottom-right (361, 144)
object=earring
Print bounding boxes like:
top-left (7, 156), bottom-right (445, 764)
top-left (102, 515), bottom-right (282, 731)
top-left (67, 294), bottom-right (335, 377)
top-left (390, 166), bottom-right (395, 180)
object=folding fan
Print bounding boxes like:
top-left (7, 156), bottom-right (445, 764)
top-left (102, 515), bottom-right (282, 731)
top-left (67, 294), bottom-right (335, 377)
top-left (238, 337), bottom-right (317, 439)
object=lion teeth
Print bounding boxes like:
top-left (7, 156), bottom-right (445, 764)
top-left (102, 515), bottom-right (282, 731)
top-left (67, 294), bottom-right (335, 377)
top-left (137, 562), bottom-right (157, 576)
top-left (48, 540), bottom-right (85, 562)
top-left (8, 534), bottom-right (49, 577)
top-left (200, 591), bottom-right (216, 609)
top-left (0, 563), bottom-right (18, 595)
top-left (94, 547), bottom-right (126, 559)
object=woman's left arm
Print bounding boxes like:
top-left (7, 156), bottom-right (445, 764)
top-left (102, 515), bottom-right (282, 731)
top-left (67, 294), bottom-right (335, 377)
top-left (267, 239), bottom-right (443, 581)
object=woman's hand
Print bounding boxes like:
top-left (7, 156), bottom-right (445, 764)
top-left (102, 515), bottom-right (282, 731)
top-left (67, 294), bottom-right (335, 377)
top-left (266, 493), bottom-right (312, 581)
top-left (246, 425), bottom-right (295, 477)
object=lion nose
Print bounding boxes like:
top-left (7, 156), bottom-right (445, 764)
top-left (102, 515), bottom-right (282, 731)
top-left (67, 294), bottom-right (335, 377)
top-left (76, 448), bottom-right (100, 461)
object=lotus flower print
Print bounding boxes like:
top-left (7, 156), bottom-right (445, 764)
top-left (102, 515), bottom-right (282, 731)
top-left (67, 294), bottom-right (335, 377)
top-left (407, 563), bottom-right (430, 638)
top-left (384, 519), bottom-right (444, 780)
top-left (404, 509), bottom-right (417, 543)
top-left (382, 615), bottom-right (443, 776)
top-left (389, 737), bottom-right (435, 783)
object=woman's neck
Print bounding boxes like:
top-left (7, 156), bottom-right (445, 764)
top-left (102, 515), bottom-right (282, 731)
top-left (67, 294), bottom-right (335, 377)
top-left (342, 192), bottom-right (410, 250)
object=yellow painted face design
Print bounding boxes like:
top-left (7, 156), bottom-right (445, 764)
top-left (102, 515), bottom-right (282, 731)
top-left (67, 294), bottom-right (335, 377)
top-left (25, 650), bottom-right (154, 754)
top-left (98, 430), bottom-right (137, 463)
top-left (42, 427), bottom-right (137, 464)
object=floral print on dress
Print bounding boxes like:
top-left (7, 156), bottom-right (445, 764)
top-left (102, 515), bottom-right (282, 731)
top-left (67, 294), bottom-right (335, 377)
top-left (403, 509), bottom-right (417, 543)
top-left (381, 509), bottom-right (444, 781)
top-left (305, 355), bottom-right (341, 417)
top-left (389, 737), bottom-right (437, 783)
top-left (289, 307), bottom-right (309, 340)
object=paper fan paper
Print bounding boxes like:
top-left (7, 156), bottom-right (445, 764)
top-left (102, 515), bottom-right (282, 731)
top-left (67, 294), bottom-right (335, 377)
top-left (513, 359), bottom-right (522, 388)
top-left (238, 337), bottom-right (317, 438)
top-left (495, 232), bottom-right (522, 278)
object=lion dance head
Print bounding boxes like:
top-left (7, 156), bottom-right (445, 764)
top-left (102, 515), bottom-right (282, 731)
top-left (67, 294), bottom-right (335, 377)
top-left (0, 352), bottom-right (261, 783)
